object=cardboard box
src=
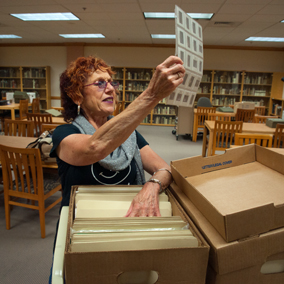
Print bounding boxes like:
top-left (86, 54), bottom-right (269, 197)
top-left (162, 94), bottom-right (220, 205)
top-left (64, 186), bottom-right (209, 284)
top-left (171, 145), bottom-right (284, 242)
top-left (169, 182), bottom-right (284, 284)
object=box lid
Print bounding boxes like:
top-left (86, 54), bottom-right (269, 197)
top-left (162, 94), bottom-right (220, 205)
top-left (171, 145), bottom-right (284, 242)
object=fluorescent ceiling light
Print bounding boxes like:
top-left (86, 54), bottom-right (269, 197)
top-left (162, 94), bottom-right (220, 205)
top-left (151, 34), bottom-right (176, 39)
top-left (59, 34), bottom-right (105, 38)
top-left (144, 12), bottom-right (213, 20)
top-left (11, 13), bottom-right (79, 21)
top-left (245, 37), bottom-right (284, 42)
top-left (189, 13), bottom-right (214, 19)
top-left (145, 13), bottom-right (175, 19)
top-left (0, 34), bottom-right (21, 39)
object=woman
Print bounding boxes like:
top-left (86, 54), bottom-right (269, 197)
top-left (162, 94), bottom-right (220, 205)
top-left (51, 55), bottom-right (185, 217)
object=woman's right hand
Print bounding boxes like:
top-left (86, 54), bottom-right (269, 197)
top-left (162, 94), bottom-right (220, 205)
top-left (146, 56), bottom-right (185, 102)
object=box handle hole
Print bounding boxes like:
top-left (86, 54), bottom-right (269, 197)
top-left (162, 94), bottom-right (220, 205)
top-left (261, 259), bottom-right (284, 274)
top-left (118, 270), bottom-right (158, 284)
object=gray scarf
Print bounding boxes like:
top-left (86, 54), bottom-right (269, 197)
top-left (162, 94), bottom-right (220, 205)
top-left (72, 115), bottom-right (145, 185)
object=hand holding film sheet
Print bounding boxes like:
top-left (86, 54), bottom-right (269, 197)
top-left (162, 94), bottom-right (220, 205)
top-left (166, 5), bottom-right (203, 107)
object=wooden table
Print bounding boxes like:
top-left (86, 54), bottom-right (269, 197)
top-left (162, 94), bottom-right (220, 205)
top-left (51, 116), bottom-right (66, 124)
top-left (0, 135), bottom-right (57, 169)
top-left (0, 102), bottom-right (32, 120)
top-left (203, 120), bottom-right (276, 157)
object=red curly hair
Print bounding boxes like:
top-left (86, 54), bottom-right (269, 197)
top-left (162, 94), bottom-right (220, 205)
top-left (60, 56), bottom-right (115, 122)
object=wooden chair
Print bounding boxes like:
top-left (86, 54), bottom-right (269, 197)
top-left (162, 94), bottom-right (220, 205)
top-left (192, 107), bottom-right (216, 142)
top-left (211, 120), bottom-right (243, 155)
top-left (0, 145), bottom-right (62, 238)
top-left (254, 115), bottom-right (278, 124)
top-left (27, 113), bottom-right (52, 136)
top-left (273, 123), bottom-right (284, 148)
top-left (42, 123), bottom-right (60, 132)
top-left (32, 98), bottom-right (40, 113)
top-left (235, 133), bottom-right (273, 147)
top-left (207, 113), bottom-right (231, 122)
top-left (255, 106), bottom-right (266, 115)
top-left (235, 108), bottom-right (255, 123)
top-left (113, 101), bottom-right (125, 116)
top-left (4, 119), bottom-right (34, 137)
top-left (16, 99), bottom-right (29, 120)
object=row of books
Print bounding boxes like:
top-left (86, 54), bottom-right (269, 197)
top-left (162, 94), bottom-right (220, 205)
top-left (153, 106), bottom-right (176, 115)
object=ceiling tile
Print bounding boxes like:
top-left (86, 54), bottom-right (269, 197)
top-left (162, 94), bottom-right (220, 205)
top-left (212, 14), bottom-right (252, 22)
top-left (218, 4), bottom-right (265, 14)
top-left (257, 4), bottom-right (284, 14)
top-left (0, 0), bottom-right (283, 47)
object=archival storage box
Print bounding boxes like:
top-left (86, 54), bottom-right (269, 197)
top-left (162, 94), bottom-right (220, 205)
top-left (64, 186), bottom-right (209, 284)
top-left (171, 144), bottom-right (284, 242)
top-left (169, 182), bottom-right (284, 284)
top-left (266, 118), bottom-right (284, 128)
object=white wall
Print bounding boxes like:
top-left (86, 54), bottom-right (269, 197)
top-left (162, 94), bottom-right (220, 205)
top-left (1, 45), bottom-right (284, 107)
top-left (85, 46), bottom-right (284, 72)
top-left (204, 49), bottom-right (284, 72)
top-left (84, 46), bottom-right (175, 68)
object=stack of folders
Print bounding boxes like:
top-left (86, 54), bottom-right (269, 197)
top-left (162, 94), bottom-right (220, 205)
top-left (69, 188), bottom-right (199, 253)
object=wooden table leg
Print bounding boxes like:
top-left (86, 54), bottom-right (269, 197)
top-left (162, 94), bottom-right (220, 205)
top-left (11, 109), bottom-right (15, 120)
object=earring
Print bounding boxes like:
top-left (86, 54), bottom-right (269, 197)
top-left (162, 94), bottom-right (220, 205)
top-left (77, 105), bottom-right (80, 115)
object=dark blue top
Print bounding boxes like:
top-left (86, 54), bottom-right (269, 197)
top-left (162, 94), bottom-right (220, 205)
top-left (51, 124), bottom-right (148, 206)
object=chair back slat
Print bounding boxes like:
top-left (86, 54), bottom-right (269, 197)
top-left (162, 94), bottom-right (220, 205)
top-left (27, 113), bottom-right (53, 136)
top-left (273, 123), bottom-right (284, 148)
top-left (235, 133), bottom-right (273, 147)
top-left (32, 98), bottom-right (40, 113)
top-left (235, 108), bottom-right (255, 122)
top-left (255, 106), bottom-right (266, 115)
top-left (18, 99), bottom-right (29, 120)
top-left (1, 147), bottom-right (41, 194)
top-left (192, 107), bottom-right (216, 142)
top-left (0, 144), bottom-right (62, 238)
top-left (212, 120), bottom-right (243, 155)
top-left (4, 119), bottom-right (34, 137)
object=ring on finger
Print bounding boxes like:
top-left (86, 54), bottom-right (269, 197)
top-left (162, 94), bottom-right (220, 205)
top-left (177, 72), bottom-right (181, 79)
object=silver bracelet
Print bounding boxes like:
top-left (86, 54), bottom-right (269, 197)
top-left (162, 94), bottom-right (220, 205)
top-left (147, 178), bottom-right (164, 194)
top-left (153, 168), bottom-right (172, 177)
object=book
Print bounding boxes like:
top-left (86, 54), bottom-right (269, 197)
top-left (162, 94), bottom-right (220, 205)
top-left (45, 109), bottom-right (62, 117)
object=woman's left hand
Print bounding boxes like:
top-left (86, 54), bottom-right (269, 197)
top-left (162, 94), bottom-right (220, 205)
top-left (125, 183), bottom-right (161, 217)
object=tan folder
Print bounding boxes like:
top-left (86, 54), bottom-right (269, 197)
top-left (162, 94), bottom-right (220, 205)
top-left (76, 200), bottom-right (172, 218)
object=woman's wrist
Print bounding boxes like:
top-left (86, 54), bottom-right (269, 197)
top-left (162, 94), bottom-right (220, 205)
top-left (147, 178), bottom-right (163, 194)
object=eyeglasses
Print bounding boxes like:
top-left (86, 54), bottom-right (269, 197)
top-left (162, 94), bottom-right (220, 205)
top-left (84, 80), bottom-right (119, 90)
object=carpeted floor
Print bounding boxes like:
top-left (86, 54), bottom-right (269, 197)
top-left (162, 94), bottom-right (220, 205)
top-left (0, 125), bottom-right (204, 284)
